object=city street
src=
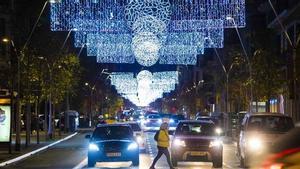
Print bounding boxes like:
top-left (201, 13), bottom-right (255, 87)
top-left (2, 131), bottom-right (243, 169)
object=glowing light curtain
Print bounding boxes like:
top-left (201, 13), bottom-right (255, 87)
top-left (110, 70), bottom-right (178, 106)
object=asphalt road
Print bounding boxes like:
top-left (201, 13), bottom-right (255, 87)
top-left (2, 130), bottom-right (245, 169)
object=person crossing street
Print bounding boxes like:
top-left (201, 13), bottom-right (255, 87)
top-left (150, 122), bottom-right (175, 169)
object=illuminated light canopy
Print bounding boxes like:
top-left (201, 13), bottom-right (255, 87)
top-left (50, 0), bottom-right (246, 66)
top-left (50, 0), bottom-right (130, 31)
top-left (159, 54), bottom-right (197, 65)
top-left (132, 15), bottom-right (167, 35)
top-left (132, 33), bottom-right (161, 67)
top-left (87, 33), bottom-right (132, 57)
top-left (125, 0), bottom-right (171, 29)
top-left (168, 19), bottom-right (224, 48)
top-left (110, 70), bottom-right (178, 107)
top-left (170, 0), bottom-right (246, 28)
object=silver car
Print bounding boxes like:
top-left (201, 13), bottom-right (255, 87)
top-left (237, 113), bottom-right (294, 167)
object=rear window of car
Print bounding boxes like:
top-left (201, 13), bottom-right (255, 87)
top-left (176, 122), bottom-right (216, 136)
top-left (129, 123), bottom-right (142, 131)
top-left (92, 126), bottom-right (133, 140)
top-left (247, 116), bottom-right (294, 133)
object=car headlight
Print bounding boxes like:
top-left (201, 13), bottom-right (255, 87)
top-left (209, 140), bottom-right (223, 148)
top-left (169, 119), bottom-right (175, 123)
top-left (136, 136), bottom-right (143, 143)
top-left (128, 142), bottom-right (138, 150)
top-left (215, 128), bottom-right (222, 135)
top-left (129, 117), bottom-right (134, 121)
top-left (173, 138), bottom-right (186, 147)
top-left (248, 138), bottom-right (263, 150)
top-left (89, 143), bottom-right (99, 151)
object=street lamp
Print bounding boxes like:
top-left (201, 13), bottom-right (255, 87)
top-left (2, 37), bottom-right (21, 151)
top-left (85, 82), bottom-right (95, 127)
top-left (37, 57), bottom-right (53, 139)
top-left (226, 16), bottom-right (253, 112)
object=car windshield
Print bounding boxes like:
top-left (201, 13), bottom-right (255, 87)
top-left (92, 126), bottom-right (133, 140)
top-left (176, 122), bottom-right (216, 136)
top-left (247, 116), bottom-right (294, 133)
top-left (128, 123), bottom-right (142, 131)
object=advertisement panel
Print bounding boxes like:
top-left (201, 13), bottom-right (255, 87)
top-left (0, 105), bottom-right (11, 142)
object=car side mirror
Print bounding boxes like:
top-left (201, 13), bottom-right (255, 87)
top-left (85, 134), bottom-right (91, 139)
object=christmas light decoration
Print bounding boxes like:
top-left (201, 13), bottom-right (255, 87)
top-left (125, 0), bottom-right (171, 30)
top-left (110, 70), bottom-right (178, 106)
top-left (132, 32), bottom-right (161, 67)
top-left (168, 19), bottom-right (224, 48)
top-left (170, 0), bottom-right (246, 28)
top-left (50, 0), bottom-right (246, 66)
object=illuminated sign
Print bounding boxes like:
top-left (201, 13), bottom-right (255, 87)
top-left (0, 105), bottom-right (11, 142)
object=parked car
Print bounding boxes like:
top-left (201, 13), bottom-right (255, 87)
top-left (238, 113), bottom-right (294, 167)
top-left (258, 124), bottom-right (300, 169)
top-left (85, 124), bottom-right (139, 167)
top-left (171, 120), bottom-right (223, 168)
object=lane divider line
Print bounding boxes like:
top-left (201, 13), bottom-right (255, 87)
top-left (73, 157), bottom-right (87, 169)
top-left (0, 132), bottom-right (78, 167)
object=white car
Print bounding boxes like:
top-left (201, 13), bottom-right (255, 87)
top-left (126, 122), bottom-right (146, 152)
top-left (238, 113), bottom-right (294, 168)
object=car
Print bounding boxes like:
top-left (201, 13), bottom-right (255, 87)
top-left (143, 114), bottom-right (162, 131)
top-left (123, 122), bottom-right (146, 152)
top-left (169, 114), bottom-right (185, 130)
top-left (196, 116), bottom-right (213, 121)
top-left (238, 113), bottom-right (294, 167)
top-left (258, 124), bottom-right (300, 169)
top-left (85, 124), bottom-right (139, 167)
top-left (171, 120), bottom-right (223, 168)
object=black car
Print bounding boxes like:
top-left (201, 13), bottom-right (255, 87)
top-left (171, 120), bottom-right (223, 168)
top-left (85, 124), bottom-right (139, 167)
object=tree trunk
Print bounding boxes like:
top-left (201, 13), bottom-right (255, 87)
top-left (25, 102), bottom-right (31, 147)
top-left (35, 99), bottom-right (39, 144)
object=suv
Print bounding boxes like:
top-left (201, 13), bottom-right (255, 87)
top-left (238, 113), bottom-right (294, 167)
top-left (171, 120), bottom-right (223, 168)
top-left (85, 124), bottom-right (139, 167)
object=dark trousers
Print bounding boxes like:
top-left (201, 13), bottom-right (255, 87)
top-left (150, 146), bottom-right (173, 168)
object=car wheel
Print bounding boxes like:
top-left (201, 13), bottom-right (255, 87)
top-left (132, 157), bottom-right (139, 166)
top-left (171, 156), bottom-right (178, 167)
top-left (88, 157), bottom-right (96, 167)
top-left (212, 155), bottom-right (223, 168)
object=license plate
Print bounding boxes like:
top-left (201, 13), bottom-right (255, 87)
top-left (190, 152), bottom-right (206, 156)
top-left (106, 152), bottom-right (121, 157)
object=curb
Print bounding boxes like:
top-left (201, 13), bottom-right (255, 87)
top-left (0, 132), bottom-right (78, 167)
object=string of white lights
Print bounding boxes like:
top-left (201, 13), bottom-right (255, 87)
top-left (110, 70), bottom-right (178, 106)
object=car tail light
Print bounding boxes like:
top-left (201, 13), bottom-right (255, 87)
top-left (260, 147), bottom-right (300, 169)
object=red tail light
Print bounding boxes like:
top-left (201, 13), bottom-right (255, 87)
top-left (260, 147), bottom-right (300, 169)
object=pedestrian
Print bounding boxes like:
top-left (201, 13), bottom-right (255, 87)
top-left (150, 122), bottom-right (175, 169)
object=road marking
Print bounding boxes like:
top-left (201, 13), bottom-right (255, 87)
top-left (73, 157), bottom-right (87, 169)
top-left (0, 132), bottom-right (78, 167)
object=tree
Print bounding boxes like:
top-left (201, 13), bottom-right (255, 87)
top-left (251, 49), bottom-right (286, 111)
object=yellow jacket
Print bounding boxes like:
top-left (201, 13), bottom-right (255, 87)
top-left (157, 129), bottom-right (170, 148)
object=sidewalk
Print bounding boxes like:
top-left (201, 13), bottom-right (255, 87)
top-left (0, 130), bottom-right (74, 163)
